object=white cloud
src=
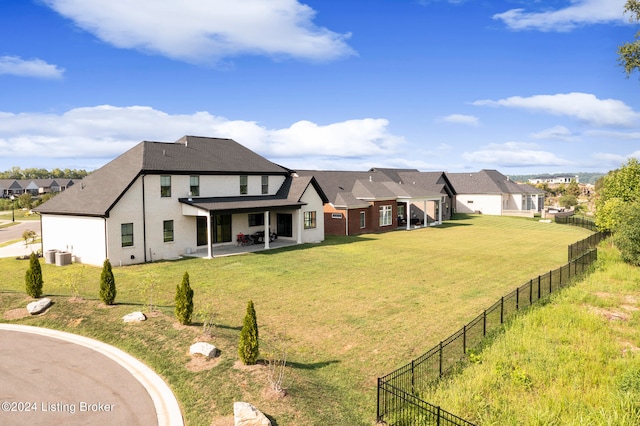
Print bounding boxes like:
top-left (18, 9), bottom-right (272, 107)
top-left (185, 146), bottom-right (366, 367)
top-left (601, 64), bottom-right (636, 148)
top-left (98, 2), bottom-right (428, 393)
top-left (439, 114), bottom-right (479, 126)
top-left (42, 0), bottom-right (355, 63)
top-left (0, 105), bottom-right (403, 169)
top-left (530, 125), bottom-right (577, 141)
top-left (462, 142), bottom-right (571, 167)
top-left (494, 0), bottom-right (627, 32)
top-left (473, 92), bottom-right (640, 127)
top-left (0, 56), bottom-right (64, 79)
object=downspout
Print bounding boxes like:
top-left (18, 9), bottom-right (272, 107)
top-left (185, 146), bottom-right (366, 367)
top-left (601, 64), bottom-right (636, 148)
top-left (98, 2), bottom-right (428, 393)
top-left (39, 215), bottom-right (43, 254)
top-left (206, 213), bottom-right (212, 258)
top-left (142, 174), bottom-right (148, 262)
top-left (104, 218), bottom-right (108, 260)
top-left (345, 209), bottom-right (348, 236)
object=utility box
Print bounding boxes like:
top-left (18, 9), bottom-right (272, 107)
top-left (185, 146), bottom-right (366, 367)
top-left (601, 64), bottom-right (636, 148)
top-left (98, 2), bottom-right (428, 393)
top-left (55, 251), bottom-right (72, 266)
top-left (45, 249), bottom-right (58, 264)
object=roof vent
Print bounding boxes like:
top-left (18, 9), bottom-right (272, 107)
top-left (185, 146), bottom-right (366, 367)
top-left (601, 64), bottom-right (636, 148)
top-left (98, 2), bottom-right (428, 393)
top-left (369, 176), bottom-right (372, 182)
top-left (163, 149), bottom-right (166, 156)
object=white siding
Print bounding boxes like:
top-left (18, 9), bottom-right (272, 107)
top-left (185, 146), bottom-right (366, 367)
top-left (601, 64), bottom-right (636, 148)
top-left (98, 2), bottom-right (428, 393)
top-left (41, 215), bottom-right (106, 266)
top-left (299, 183), bottom-right (325, 243)
top-left (455, 194), bottom-right (502, 215)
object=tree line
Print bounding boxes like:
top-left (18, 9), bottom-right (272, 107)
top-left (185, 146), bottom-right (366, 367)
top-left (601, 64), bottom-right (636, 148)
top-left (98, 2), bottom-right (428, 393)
top-left (0, 166), bottom-right (89, 180)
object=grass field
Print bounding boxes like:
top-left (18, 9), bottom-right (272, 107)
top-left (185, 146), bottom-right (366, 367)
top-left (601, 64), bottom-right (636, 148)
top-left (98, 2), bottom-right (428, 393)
top-left (422, 241), bottom-right (640, 425)
top-left (0, 214), bottom-right (593, 425)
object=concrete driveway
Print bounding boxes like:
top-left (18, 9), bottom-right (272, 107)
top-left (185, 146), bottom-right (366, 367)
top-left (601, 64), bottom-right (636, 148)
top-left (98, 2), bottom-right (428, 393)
top-left (0, 325), bottom-right (183, 426)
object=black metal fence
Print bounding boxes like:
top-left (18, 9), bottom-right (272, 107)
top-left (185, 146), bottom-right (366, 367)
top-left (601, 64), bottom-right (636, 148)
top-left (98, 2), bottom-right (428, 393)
top-left (555, 214), bottom-right (599, 231)
top-left (568, 231), bottom-right (609, 262)
top-left (376, 230), bottom-right (606, 426)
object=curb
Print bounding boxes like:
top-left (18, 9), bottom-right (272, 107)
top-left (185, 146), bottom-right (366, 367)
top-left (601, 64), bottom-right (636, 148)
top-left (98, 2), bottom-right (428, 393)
top-left (0, 324), bottom-right (183, 426)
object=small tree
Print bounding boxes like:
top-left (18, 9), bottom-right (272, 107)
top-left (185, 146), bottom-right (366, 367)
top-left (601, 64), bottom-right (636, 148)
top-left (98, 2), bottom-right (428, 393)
top-left (175, 272), bottom-right (194, 325)
top-left (18, 192), bottom-right (33, 210)
top-left (558, 194), bottom-right (578, 209)
top-left (25, 251), bottom-right (43, 298)
top-left (22, 230), bottom-right (37, 251)
top-left (238, 300), bottom-right (259, 365)
top-left (141, 271), bottom-right (159, 313)
top-left (99, 259), bottom-right (117, 305)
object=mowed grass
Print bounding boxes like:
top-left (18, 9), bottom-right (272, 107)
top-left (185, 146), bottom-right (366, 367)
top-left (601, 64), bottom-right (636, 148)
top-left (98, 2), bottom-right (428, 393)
top-left (0, 214), bottom-right (593, 425)
top-left (422, 241), bottom-right (640, 425)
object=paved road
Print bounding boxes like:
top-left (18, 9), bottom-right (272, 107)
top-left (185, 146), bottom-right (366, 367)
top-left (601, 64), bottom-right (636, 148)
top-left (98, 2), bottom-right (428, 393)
top-left (0, 220), bottom-right (41, 258)
top-left (0, 326), bottom-right (183, 426)
top-left (0, 220), bottom-right (40, 243)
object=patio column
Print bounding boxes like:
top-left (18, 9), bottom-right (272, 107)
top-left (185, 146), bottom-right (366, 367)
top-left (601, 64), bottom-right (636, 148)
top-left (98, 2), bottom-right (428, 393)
top-left (406, 201), bottom-right (411, 230)
top-left (297, 209), bottom-right (303, 244)
top-left (423, 200), bottom-right (428, 227)
top-left (438, 197), bottom-right (443, 224)
top-left (264, 210), bottom-right (270, 249)
top-left (206, 213), bottom-right (213, 259)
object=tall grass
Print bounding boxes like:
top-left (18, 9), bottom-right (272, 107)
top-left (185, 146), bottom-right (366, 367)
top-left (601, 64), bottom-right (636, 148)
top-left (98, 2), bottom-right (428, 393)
top-left (422, 241), bottom-right (640, 425)
top-left (0, 214), bottom-right (594, 425)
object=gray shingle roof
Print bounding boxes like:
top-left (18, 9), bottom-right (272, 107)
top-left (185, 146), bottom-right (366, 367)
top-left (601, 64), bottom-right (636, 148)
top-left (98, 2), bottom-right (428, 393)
top-left (447, 170), bottom-right (543, 195)
top-left (35, 136), bottom-right (291, 217)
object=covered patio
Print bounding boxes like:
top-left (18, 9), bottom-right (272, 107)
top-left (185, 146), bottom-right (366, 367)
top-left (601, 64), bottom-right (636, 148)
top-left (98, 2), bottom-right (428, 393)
top-left (183, 237), bottom-right (301, 258)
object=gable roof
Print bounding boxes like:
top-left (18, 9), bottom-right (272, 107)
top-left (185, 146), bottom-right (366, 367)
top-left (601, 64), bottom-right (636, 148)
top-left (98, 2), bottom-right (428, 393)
top-left (35, 136), bottom-right (291, 217)
top-left (371, 168), bottom-right (455, 197)
top-left (178, 175), bottom-right (328, 213)
top-left (447, 170), bottom-right (542, 195)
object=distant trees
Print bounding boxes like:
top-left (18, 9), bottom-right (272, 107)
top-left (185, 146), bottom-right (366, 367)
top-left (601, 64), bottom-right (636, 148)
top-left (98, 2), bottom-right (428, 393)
top-left (0, 167), bottom-right (89, 180)
top-left (618, 0), bottom-right (640, 78)
top-left (99, 259), bottom-right (117, 305)
top-left (25, 252), bottom-right (43, 298)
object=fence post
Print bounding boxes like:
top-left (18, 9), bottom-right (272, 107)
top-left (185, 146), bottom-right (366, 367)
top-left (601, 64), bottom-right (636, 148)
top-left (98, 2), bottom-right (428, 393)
top-left (529, 279), bottom-right (533, 304)
top-left (500, 297), bottom-right (504, 324)
top-left (437, 406), bottom-right (441, 426)
top-left (549, 270), bottom-right (553, 293)
top-left (538, 275), bottom-right (541, 300)
top-left (483, 310), bottom-right (487, 336)
top-left (411, 359), bottom-right (415, 394)
top-left (439, 341), bottom-right (443, 377)
top-left (376, 377), bottom-right (381, 422)
top-left (516, 287), bottom-right (519, 310)
top-left (463, 324), bottom-right (467, 354)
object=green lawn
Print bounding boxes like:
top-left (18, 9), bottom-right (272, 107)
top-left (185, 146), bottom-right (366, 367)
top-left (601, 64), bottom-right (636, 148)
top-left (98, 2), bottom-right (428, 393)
top-left (422, 241), bottom-right (640, 425)
top-left (0, 214), bottom-right (593, 425)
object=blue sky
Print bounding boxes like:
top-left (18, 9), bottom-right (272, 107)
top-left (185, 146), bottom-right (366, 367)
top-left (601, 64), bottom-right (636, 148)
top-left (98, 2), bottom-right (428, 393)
top-left (0, 0), bottom-right (638, 175)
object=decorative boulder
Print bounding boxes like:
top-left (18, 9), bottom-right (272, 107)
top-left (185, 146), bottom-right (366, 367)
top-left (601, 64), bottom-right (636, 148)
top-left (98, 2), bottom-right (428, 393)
top-left (122, 311), bottom-right (147, 323)
top-left (233, 402), bottom-right (271, 426)
top-left (27, 298), bottom-right (51, 315)
top-left (189, 342), bottom-right (217, 358)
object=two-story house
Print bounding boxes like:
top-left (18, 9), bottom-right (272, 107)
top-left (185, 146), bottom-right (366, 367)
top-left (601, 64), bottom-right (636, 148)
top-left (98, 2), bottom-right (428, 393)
top-left (35, 136), bottom-right (328, 266)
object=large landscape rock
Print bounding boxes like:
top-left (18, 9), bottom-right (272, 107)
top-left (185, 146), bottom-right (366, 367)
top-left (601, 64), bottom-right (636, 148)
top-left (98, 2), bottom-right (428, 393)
top-left (189, 342), bottom-right (217, 358)
top-left (233, 402), bottom-right (271, 426)
top-left (122, 311), bottom-right (146, 323)
top-left (26, 298), bottom-right (51, 315)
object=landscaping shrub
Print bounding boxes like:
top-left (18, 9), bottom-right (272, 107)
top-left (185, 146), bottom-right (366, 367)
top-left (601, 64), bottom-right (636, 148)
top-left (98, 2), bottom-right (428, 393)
top-left (175, 271), bottom-right (194, 325)
top-left (99, 259), bottom-right (117, 305)
top-left (25, 251), bottom-right (43, 298)
top-left (238, 300), bottom-right (259, 365)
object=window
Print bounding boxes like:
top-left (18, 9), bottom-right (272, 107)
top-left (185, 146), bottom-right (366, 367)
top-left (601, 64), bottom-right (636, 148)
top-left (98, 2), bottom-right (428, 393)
top-left (261, 176), bottom-right (268, 195)
top-left (304, 211), bottom-right (316, 229)
top-left (240, 175), bottom-right (248, 195)
top-left (163, 220), bottom-right (174, 242)
top-left (360, 211), bottom-right (366, 228)
top-left (121, 223), bottom-right (133, 247)
top-left (160, 175), bottom-right (171, 197)
top-left (248, 213), bottom-right (264, 227)
top-left (379, 205), bottom-right (392, 226)
top-left (190, 176), bottom-right (199, 196)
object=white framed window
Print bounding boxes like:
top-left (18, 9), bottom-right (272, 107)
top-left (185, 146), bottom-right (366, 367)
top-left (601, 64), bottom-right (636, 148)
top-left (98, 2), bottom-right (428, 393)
top-left (379, 205), bottom-right (392, 226)
top-left (160, 175), bottom-right (171, 197)
top-left (261, 176), bottom-right (268, 194)
top-left (304, 211), bottom-right (316, 229)
top-left (240, 175), bottom-right (248, 195)
top-left (163, 220), bottom-right (174, 242)
top-left (360, 211), bottom-right (366, 228)
top-left (121, 223), bottom-right (134, 247)
top-left (190, 176), bottom-right (199, 196)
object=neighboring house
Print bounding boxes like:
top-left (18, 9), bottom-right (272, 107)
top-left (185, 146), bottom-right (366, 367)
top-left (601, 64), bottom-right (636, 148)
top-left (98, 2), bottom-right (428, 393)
top-left (0, 179), bottom-right (25, 197)
top-left (296, 169), bottom-right (450, 236)
top-left (528, 175), bottom-right (579, 185)
top-left (447, 170), bottom-right (544, 216)
top-left (34, 136), bottom-right (328, 266)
